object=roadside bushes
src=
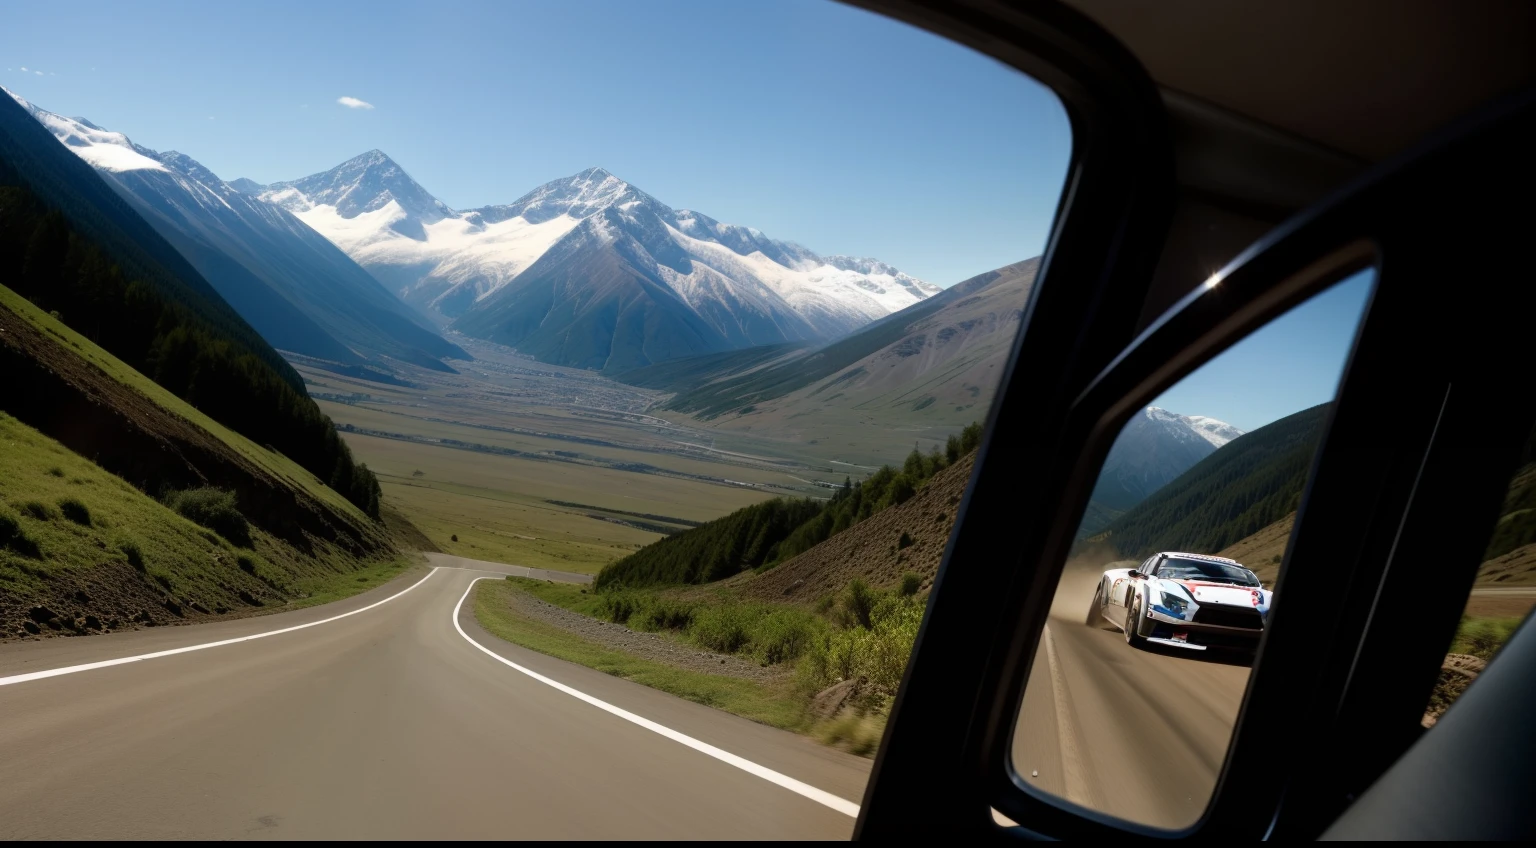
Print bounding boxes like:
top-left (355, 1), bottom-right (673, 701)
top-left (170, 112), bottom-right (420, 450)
top-left (1452, 615), bottom-right (1524, 661)
top-left (165, 487), bottom-right (250, 547)
top-left (584, 575), bottom-right (927, 684)
top-left (588, 578), bottom-right (925, 681)
top-left (797, 587), bottom-right (925, 697)
top-left (691, 603), bottom-right (825, 664)
top-left (597, 589), bottom-right (825, 666)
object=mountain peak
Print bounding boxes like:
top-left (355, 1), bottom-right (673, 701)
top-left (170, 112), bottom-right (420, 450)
top-left (9, 94), bottom-right (168, 175)
top-left (227, 177), bottom-right (267, 194)
top-left (473, 166), bottom-right (650, 225)
top-left (1143, 407), bottom-right (1244, 447)
top-left (261, 149), bottom-right (452, 222)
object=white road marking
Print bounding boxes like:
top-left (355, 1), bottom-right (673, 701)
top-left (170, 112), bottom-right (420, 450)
top-left (452, 577), bottom-right (862, 819)
top-left (0, 567), bottom-right (442, 688)
top-left (1044, 625), bottom-right (1093, 806)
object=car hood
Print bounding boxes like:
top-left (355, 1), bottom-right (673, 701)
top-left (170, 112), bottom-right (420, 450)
top-left (1161, 579), bottom-right (1263, 607)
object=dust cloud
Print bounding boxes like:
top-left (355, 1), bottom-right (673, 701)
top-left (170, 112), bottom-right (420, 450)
top-left (1048, 542), bottom-right (1136, 622)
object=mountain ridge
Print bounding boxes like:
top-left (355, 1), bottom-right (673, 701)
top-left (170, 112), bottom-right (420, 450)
top-left (11, 95), bottom-right (466, 371)
top-left (256, 153), bottom-right (940, 370)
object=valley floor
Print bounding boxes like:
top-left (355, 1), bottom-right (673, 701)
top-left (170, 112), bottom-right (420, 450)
top-left (306, 334), bottom-right (972, 573)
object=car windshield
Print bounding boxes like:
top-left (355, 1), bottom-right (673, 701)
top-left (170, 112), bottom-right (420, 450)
top-left (1156, 558), bottom-right (1260, 586)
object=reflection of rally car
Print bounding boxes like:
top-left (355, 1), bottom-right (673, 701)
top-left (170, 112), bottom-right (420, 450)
top-left (1087, 551), bottom-right (1271, 653)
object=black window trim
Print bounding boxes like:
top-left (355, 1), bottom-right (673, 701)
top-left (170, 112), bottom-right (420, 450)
top-left (847, 0), bottom-right (1536, 842)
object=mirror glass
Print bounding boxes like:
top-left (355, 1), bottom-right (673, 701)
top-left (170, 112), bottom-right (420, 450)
top-left (1010, 268), bottom-right (1375, 830)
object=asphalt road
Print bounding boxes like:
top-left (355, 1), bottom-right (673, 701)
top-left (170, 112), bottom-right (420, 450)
top-left (0, 553), bottom-right (869, 840)
top-left (1013, 614), bottom-right (1251, 831)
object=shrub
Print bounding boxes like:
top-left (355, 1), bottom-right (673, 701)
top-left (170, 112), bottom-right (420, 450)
top-left (690, 604), bottom-right (755, 654)
top-left (798, 589), bottom-right (925, 696)
top-left (57, 497), bottom-right (92, 526)
top-left (120, 540), bottom-right (145, 571)
top-left (840, 579), bottom-right (877, 630)
top-left (898, 572), bottom-right (922, 597)
top-left (631, 596), bottom-right (697, 632)
top-left (237, 554), bottom-right (257, 574)
top-left (166, 488), bottom-right (251, 547)
top-left (600, 591), bottom-right (640, 625)
top-left (46, 466), bottom-right (64, 478)
top-left (451, 534), bottom-right (458, 542)
top-left (897, 531), bottom-right (914, 550)
top-left (751, 608), bottom-right (823, 665)
top-left (20, 500), bottom-right (55, 521)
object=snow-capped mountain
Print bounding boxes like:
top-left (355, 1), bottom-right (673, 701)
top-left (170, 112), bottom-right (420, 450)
top-left (1091, 407), bottom-right (1246, 513)
top-left (1180, 413), bottom-right (1245, 448)
top-left (10, 93), bottom-right (463, 370)
top-left (250, 155), bottom-right (940, 369)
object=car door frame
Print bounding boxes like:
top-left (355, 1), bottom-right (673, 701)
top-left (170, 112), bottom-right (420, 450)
top-left (847, 0), bottom-right (1536, 836)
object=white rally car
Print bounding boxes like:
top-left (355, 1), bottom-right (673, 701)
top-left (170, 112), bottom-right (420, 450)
top-left (1087, 551), bottom-right (1271, 654)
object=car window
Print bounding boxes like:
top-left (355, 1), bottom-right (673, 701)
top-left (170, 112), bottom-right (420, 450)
top-left (0, 1), bottom-right (1073, 840)
top-left (1010, 268), bottom-right (1374, 831)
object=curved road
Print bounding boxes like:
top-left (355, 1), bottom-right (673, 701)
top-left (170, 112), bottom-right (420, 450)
top-left (0, 554), bottom-right (869, 840)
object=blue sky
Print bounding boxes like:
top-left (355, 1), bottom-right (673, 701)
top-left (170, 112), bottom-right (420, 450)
top-left (0, 0), bottom-right (1070, 286)
top-left (1149, 269), bottom-right (1376, 432)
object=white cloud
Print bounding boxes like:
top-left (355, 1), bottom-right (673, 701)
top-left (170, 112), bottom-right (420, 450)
top-left (19, 66), bottom-right (27, 71)
top-left (337, 96), bottom-right (374, 110)
top-left (35, 71), bottom-right (42, 76)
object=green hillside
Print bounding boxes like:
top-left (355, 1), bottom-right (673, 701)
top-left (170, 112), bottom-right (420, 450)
top-left (1092, 404), bottom-right (1330, 558)
top-left (0, 410), bottom-right (410, 638)
top-left (1481, 425), bottom-right (1536, 561)
top-left (0, 98), bottom-right (380, 518)
top-left (596, 423), bottom-right (982, 589)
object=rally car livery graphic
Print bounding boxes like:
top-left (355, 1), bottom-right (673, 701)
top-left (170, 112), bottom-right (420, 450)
top-left (1087, 551), bottom-right (1271, 653)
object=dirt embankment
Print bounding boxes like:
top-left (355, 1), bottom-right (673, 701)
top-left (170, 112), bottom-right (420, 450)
top-left (729, 454), bottom-right (976, 604)
top-left (0, 302), bottom-right (384, 554)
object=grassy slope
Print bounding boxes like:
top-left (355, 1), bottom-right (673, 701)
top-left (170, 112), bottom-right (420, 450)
top-left (0, 411), bottom-right (415, 636)
top-left (0, 284), bottom-right (363, 521)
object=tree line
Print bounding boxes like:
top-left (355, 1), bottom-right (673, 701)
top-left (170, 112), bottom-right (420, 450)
top-left (1093, 404), bottom-right (1329, 558)
top-left (0, 184), bottom-right (381, 519)
top-left (595, 422), bottom-right (983, 590)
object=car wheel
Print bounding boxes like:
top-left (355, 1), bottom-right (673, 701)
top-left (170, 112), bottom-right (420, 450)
top-left (1125, 594), bottom-right (1147, 647)
top-left (1085, 583), bottom-right (1106, 627)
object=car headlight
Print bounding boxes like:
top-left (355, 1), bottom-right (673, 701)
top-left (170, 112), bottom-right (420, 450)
top-left (1159, 592), bottom-right (1188, 616)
